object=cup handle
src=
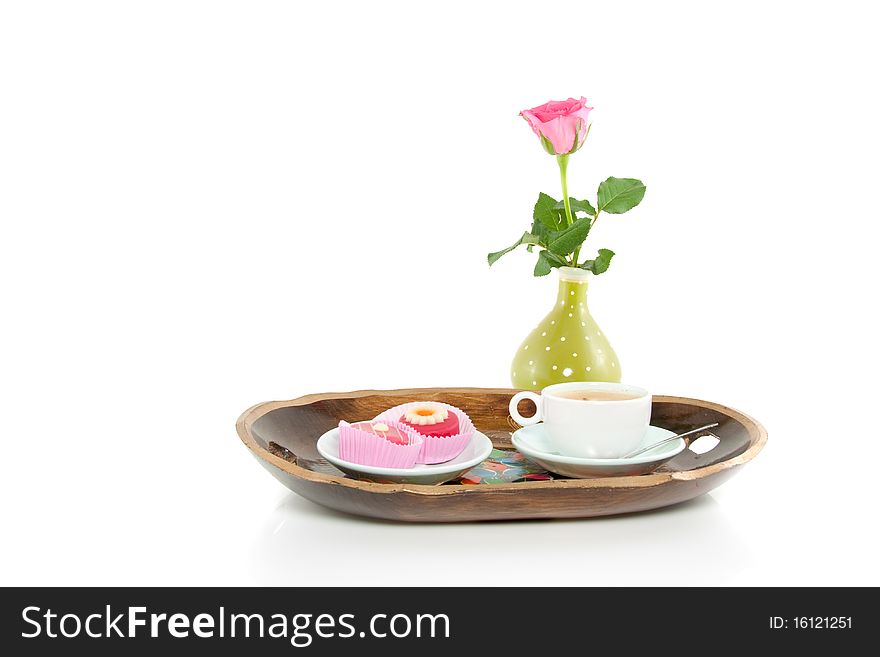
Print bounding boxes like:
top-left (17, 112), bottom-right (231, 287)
top-left (509, 391), bottom-right (543, 426)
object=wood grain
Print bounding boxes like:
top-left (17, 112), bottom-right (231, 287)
top-left (236, 388), bottom-right (766, 522)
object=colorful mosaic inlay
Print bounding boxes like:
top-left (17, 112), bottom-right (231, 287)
top-left (458, 449), bottom-right (554, 485)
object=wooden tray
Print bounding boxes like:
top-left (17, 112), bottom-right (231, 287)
top-left (236, 387), bottom-right (766, 522)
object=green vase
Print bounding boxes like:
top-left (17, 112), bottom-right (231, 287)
top-left (511, 267), bottom-right (621, 390)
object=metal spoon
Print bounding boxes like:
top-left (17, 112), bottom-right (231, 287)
top-left (623, 422), bottom-right (720, 459)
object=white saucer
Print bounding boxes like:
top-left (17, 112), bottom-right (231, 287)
top-left (316, 429), bottom-right (493, 485)
top-left (511, 424), bottom-right (687, 478)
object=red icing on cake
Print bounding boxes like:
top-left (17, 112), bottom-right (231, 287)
top-left (349, 422), bottom-right (410, 445)
top-left (400, 412), bottom-right (460, 438)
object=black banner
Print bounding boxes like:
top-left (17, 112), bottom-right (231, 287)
top-left (0, 587), bottom-right (868, 653)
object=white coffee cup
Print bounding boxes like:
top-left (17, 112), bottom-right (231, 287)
top-left (509, 381), bottom-right (652, 459)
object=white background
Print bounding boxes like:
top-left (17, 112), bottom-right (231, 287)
top-left (1, 0), bottom-right (878, 586)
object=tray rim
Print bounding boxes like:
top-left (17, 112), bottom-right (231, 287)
top-left (236, 387), bottom-right (767, 495)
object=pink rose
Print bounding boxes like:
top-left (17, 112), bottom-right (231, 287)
top-left (520, 97), bottom-right (593, 155)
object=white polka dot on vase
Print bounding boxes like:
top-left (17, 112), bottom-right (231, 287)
top-left (532, 380), bottom-right (537, 386)
top-left (597, 331), bottom-right (602, 336)
top-left (528, 360), bottom-right (533, 365)
top-left (585, 335), bottom-right (590, 341)
top-left (524, 345), bottom-right (528, 350)
top-left (586, 366), bottom-right (592, 372)
top-left (563, 368), bottom-right (573, 377)
top-left (611, 362), bottom-right (616, 368)
top-left (550, 320), bottom-right (555, 325)
top-left (541, 331), bottom-right (546, 337)
top-left (572, 353), bottom-right (578, 357)
top-left (568, 313), bottom-right (573, 318)
top-left (552, 365), bottom-right (558, 371)
top-left (560, 337), bottom-right (566, 342)
top-left (581, 322), bottom-right (586, 327)
top-left (545, 346), bottom-right (551, 351)
top-left (579, 302), bottom-right (583, 307)
top-left (570, 291), bottom-right (574, 296)
top-left (570, 305), bottom-right (574, 309)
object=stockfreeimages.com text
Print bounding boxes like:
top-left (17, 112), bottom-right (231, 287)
top-left (22, 606), bottom-right (450, 647)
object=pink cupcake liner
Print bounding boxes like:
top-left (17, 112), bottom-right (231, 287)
top-left (337, 420), bottom-right (423, 469)
top-left (373, 402), bottom-right (475, 464)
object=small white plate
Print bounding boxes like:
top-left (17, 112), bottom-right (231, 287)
top-left (512, 424), bottom-right (687, 478)
top-left (316, 429), bottom-right (494, 485)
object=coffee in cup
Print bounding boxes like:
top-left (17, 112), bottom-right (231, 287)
top-left (509, 382), bottom-right (651, 459)
top-left (553, 389), bottom-right (642, 402)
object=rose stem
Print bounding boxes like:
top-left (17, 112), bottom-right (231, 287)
top-left (556, 153), bottom-right (576, 266)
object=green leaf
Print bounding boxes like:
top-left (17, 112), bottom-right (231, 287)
top-left (487, 232), bottom-right (541, 266)
top-left (530, 217), bottom-right (549, 243)
top-left (529, 218), bottom-right (547, 243)
top-left (533, 250), bottom-right (567, 277)
top-left (546, 216), bottom-right (591, 257)
top-left (533, 250), bottom-right (553, 276)
top-left (571, 198), bottom-right (597, 216)
top-left (533, 192), bottom-right (558, 219)
top-left (533, 192), bottom-right (563, 232)
top-left (544, 251), bottom-right (567, 267)
top-left (580, 248), bottom-right (615, 275)
top-left (597, 177), bottom-right (646, 214)
top-left (592, 248), bottom-right (615, 274)
top-left (554, 197), bottom-right (596, 217)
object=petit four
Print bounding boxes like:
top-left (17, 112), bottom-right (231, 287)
top-left (400, 404), bottom-right (461, 437)
top-left (374, 401), bottom-right (476, 465)
top-left (349, 421), bottom-right (409, 445)
top-left (337, 420), bottom-right (422, 469)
